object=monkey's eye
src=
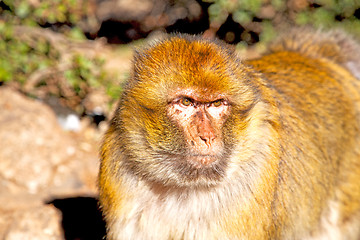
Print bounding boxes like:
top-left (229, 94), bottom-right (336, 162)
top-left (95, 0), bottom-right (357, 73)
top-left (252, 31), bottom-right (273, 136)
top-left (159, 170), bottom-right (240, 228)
top-left (181, 98), bottom-right (192, 106)
top-left (213, 100), bottom-right (222, 107)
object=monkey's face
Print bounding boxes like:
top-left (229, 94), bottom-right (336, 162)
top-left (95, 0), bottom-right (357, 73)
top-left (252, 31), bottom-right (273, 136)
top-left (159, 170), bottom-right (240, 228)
top-left (166, 89), bottom-right (231, 168)
top-left (118, 35), bottom-right (257, 188)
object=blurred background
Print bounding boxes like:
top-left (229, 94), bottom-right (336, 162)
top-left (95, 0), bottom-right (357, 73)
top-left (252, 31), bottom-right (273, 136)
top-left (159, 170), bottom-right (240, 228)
top-left (0, 0), bottom-right (359, 239)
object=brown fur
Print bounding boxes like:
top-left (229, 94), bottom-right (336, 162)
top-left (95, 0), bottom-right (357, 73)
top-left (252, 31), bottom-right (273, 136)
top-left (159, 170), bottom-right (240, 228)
top-left (99, 29), bottom-right (360, 239)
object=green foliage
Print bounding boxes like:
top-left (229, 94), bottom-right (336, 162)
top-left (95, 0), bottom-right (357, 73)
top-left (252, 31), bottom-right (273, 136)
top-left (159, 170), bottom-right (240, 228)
top-left (0, 21), bottom-right (119, 113)
top-left (0, 0), bottom-right (122, 113)
top-left (1, 0), bottom-right (359, 114)
top-left (1, 0), bottom-right (86, 26)
top-left (205, 0), bottom-right (360, 46)
top-left (106, 72), bottom-right (128, 101)
top-left (0, 22), bottom-right (52, 84)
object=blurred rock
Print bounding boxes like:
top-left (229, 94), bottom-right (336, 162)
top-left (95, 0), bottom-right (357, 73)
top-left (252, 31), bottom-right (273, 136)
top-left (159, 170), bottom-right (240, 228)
top-left (287, 0), bottom-right (309, 11)
top-left (96, 0), bottom-right (202, 26)
top-left (257, 4), bottom-right (276, 19)
top-left (0, 87), bottom-right (98, 195)
top-left (82, 89), bottom-right (111, 122)
top-left (57, 113), bottom-right (81, 131)
top-left (0, 87), bottom-right (101, 239)
top-left (97, 0), bottom-right (154, 22)
top-left (1, 205), bottom-right (63, 240)
top-left (95, 0), bottom-right (204, 43)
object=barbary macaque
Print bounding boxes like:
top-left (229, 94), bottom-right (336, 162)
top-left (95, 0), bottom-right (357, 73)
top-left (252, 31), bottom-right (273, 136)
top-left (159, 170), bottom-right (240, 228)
top-left (99, 29), bottom-right (360, 239)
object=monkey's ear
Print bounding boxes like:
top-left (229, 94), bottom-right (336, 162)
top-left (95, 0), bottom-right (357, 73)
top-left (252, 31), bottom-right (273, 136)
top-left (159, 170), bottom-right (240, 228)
top-left (129, 35), bottom-right (170, 84)
top-left (129, 48), bottom-right (147, 83)
top-left (132, 49), bottom-right (143, 69)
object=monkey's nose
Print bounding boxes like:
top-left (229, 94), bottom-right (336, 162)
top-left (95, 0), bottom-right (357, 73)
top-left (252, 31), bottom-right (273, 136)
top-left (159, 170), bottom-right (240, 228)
top-left (199, 134), bottom-right (216, 147)
top-left (197, 120), bottom-right (216, 147)
top-left (199, 135), bottom-right (214, 144)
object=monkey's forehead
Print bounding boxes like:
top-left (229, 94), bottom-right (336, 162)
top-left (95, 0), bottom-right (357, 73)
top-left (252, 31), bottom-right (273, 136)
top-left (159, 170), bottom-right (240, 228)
top-left (143, 34), bottom-right (234, 56)
top-left (134, 35), bottom-right (237, 70)
top-left (125, 35), bottom-right (257, 108)
top-left (133, 36), bottom-right (244, 89)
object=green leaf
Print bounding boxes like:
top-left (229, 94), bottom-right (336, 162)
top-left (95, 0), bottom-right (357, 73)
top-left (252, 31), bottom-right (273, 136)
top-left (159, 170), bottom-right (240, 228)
top-left (295, 11), bottom-right (311, 25)
top-left (260, 21), bottom-right (276, 43)
top-left (271, 0), bottom-right (286, 11)
top-left (312, 8), bottom-right (335, 27)
top-left (241, 0), bottom-right (262, 13)
top-left (69, 27), bottom-right (86, 40)
top-left (15, 2), bottom-right (31, 19)
top-left (0, 60), bottom-right (13, 82)
top-left (233, 10), bottom-right (252, 24)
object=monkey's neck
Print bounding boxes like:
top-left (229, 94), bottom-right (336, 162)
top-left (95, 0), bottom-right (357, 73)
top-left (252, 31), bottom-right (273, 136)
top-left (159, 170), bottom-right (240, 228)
top-left (111, 168), bottom-right (275, 240)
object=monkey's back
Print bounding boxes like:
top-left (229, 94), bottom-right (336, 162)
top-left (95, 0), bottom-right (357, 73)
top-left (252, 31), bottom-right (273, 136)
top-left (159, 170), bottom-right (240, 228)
top-left (246, 39), bottom-right (360, 239)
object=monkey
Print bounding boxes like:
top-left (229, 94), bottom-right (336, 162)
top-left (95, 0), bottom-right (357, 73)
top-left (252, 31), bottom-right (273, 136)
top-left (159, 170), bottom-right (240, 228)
top-left (98, 28), bottom-right (360, 240)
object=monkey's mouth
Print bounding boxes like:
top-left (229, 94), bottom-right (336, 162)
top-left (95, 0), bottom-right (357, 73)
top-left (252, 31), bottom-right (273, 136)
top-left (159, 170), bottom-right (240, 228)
top-left (151, 151), bottom-right (228, 187)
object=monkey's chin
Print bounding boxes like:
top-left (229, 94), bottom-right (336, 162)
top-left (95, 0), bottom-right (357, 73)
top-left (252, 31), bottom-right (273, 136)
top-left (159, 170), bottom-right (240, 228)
top-left (187, 155), bottom-right (218, 168)
top-left (152, 152), bottom-right (228, 188)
